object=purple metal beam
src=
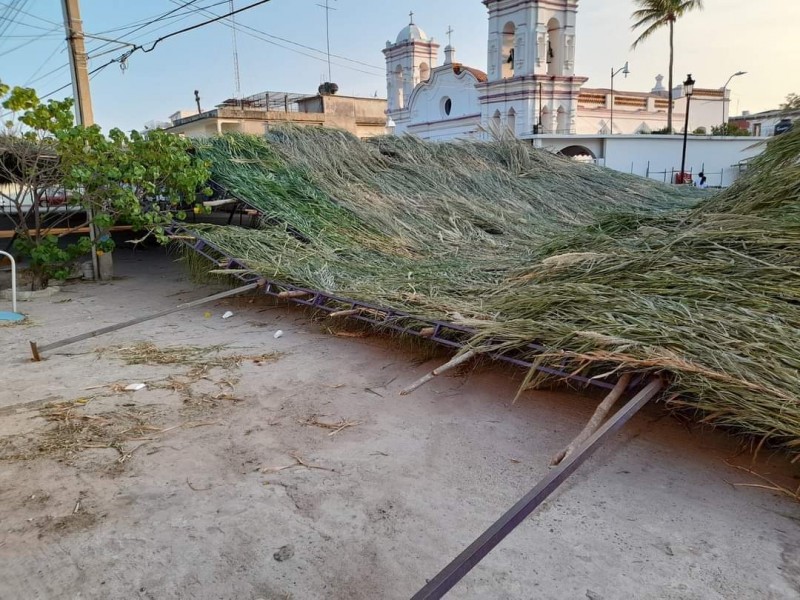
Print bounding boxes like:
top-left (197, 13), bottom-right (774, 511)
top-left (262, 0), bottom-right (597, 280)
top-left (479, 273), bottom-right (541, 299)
top-left (169, 224), bottom-right (620, 391)
top-left (410, 378), bottom-right (664, 600)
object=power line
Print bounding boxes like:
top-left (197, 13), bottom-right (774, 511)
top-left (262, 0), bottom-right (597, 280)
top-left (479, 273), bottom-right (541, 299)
top-left (168, 0), bottom-right (383, 74)
top-left (24, 40), bottom-right (65, 85)
top-left (0, 24), bottom-right (61, 58)
top-left (84, 0), bottom-right (222, 57)
top-left (0, 0), bottom-right (59, 27)
top-left (109, 0), bottom-right (275, 69)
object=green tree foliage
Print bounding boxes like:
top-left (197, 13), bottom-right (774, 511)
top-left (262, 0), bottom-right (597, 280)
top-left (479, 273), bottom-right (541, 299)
top-left (0, 80), bottom-right (211, 289)
top-left (631, 0), bottom-right (705, 133)
top-left (711, 123), bottom-right (750, 136)
top-left (780, 93), bottom-right (800, 111)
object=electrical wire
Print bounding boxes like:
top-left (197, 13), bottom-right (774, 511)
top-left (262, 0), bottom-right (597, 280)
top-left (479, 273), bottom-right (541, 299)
top-left (84, 0), bottom-right (225, 57)
top-left (0, 0), bottom-right (59, 27)
top-left (167, 0), bottom-right (384, 75)
top-left (0, 24), bottom-right (61, 57)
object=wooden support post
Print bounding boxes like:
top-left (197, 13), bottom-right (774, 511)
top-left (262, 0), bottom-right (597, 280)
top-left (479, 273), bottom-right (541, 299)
top-left (400, 350), bottom-right (477, 396)
top-left (278, 290), bottom-right (312, 299)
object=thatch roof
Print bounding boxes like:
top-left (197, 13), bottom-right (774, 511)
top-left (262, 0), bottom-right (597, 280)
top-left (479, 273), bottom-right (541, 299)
top-left (185, 126), bottom-right (800, 455)
top-left (0, 135), bottom-right (59, 186)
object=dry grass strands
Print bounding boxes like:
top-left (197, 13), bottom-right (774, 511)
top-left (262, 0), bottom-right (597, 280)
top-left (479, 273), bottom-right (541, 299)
top-left (299, 414), bottom-right (362, 436)
top-left (185, 126), bottom-right (800, 456)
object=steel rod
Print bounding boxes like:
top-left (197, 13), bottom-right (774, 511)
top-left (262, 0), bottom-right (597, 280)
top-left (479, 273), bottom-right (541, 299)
top-left (29, 281), bottom-right (261, 360)
top-left (410, 378), bottom-right (664, 600)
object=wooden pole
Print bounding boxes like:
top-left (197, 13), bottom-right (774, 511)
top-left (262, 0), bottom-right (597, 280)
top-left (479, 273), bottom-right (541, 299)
top-left (550, 373), bottom-right (632, 466)
top-left (29, 281), bottom-right (262, 361)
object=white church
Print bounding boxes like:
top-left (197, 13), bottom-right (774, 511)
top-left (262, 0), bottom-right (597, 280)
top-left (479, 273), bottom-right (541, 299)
top-left (384, 0), bottom-right (727, 148)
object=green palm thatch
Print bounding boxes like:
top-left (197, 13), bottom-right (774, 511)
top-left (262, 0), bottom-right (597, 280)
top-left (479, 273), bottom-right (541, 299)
top-left (187, 126), bottom-right (800, 457)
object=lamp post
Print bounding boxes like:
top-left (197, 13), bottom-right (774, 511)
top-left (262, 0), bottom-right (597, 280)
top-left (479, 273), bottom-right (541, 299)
top-left (721, 70), bottom-right (746, 135)
top-left (609, 62), bottom-right (630, 135)
top-left (679, 74), bottom-right (695, 183)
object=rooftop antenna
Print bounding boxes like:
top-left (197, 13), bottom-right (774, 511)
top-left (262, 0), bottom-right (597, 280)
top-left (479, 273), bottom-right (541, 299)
top-left (317, 0), bottom-right (337, 82)
top-left (229, 0), bottom-right (241, 99)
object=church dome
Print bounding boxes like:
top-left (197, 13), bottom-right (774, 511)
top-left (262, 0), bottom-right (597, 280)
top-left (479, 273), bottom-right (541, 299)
top-left (396, 23), bottom-right (429, 44)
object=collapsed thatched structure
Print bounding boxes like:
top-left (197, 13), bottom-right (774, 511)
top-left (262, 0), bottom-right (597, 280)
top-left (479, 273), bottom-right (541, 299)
top-left (0, 135), bottom-right (59, 187)
top-left (187, 126), bottom-right (800, 455)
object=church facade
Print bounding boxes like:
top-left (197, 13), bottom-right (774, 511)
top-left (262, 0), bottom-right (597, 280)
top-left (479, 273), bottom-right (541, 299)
top-left (384, 0), bottom-right (726, 142)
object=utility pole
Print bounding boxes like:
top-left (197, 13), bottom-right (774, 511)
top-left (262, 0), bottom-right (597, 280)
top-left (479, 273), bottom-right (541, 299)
top-left (62, 0), bottom-right (106, 280)
top-left (62, 0), bottom-right (93, 127)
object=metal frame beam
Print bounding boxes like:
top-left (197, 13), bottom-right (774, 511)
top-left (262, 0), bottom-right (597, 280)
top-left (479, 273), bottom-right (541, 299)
top-left (411, 378), bottom-right (664, 599)
top-left (170, 224), bottom-right (624, 391)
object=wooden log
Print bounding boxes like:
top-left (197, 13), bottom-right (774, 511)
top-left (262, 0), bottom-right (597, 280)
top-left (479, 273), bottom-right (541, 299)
top-left (550, 372), bottom-right (633, 466)
top-left (329, 309), bottom-right (361, 318)
top-left (400, 349), bottom-right (477, 396)
top-left (202, 198), bottom-right (238, 207)
top-left (278, 290), bottom-right (312, 299)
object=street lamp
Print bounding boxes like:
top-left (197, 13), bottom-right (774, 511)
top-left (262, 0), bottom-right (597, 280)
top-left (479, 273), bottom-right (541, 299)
top-left (680, 74), bottom-right (695, 183)
top-left (609, 62), bottom-right (630, 135)
top-left (721, 70), bottom-right (746, 135)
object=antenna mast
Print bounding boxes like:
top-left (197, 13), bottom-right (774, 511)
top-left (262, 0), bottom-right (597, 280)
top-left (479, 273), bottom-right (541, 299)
top-left (317, 0), bottom-right (337, 81)
top-left (229, 0), bottom-right (241, 98)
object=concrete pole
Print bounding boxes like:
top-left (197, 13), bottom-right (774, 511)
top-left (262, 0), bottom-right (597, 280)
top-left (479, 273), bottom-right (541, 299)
top-left (61, 0), bottom-right (93, 127)
top-left (62, 0), bottom-right (109, 280)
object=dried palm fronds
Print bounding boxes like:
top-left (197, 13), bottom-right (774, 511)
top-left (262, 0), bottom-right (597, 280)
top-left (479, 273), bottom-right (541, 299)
top-left (183, 126), bottom-right (800, 456)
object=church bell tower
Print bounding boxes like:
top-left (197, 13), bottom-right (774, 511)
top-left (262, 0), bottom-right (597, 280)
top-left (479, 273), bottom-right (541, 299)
top-left (383, 12), bottom-right (440, 114)
top-left (479, 0), bottom-right (585, 136)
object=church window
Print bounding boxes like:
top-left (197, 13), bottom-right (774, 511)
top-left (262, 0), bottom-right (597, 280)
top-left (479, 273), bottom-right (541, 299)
top-left (394, 64), bottom-right (405, 108)
top-left (502, 22), bottom-right (516, 79)
top-left (492, 110), bottom-right (502, 131)
top-left (507, 108), bottom-right (517, 135)
top-left (442, 97), bottom-right (453, 117)
top-left (547, 18), bottom-right (563, 76)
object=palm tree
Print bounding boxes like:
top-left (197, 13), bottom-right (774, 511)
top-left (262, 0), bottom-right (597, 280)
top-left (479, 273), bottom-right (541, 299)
top-left (631, 0), bottom-right (704, 133)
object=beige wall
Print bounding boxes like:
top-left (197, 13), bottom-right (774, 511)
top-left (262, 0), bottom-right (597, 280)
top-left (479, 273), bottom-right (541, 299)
top-left (168, 96), bottom-right (387, 140)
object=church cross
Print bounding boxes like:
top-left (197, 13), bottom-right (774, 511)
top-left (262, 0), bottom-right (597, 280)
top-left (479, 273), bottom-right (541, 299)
top-left (409, 10), bottom-right (414, 24)
top-left (446, 25), bottom-right (454, 45)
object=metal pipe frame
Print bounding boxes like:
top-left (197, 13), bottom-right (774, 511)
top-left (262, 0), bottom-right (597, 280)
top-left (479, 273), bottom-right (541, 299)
top-left (170, 223), bottom-right (625, 392)
top-left (0, 250), bottom-right (17, 313)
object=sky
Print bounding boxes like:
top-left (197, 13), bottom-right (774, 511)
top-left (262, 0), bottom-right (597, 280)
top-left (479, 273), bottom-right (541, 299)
top-left (0, 0), bottom-right (797, 132)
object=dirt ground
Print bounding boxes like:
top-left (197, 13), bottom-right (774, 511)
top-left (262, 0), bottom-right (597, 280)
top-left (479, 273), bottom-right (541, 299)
top-left (0, 247), bottom-right (798, 600)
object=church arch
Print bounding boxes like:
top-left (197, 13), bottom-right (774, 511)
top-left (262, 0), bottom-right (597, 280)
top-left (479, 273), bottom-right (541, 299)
top-left (547, 18), bottom-right (563, 76)
top-left (492, 109), bottom-right (502, 131)
top-left (507, 107), bottom-right (517, 135)
top-left (394, 64), bottom-right (405, 108)
top-left (419, 62), bottom-right (430, 82)
top-left (558, 145), bottom-right (596, 160)
top-left (556, 106), bottom-right (568, 133)
top-left (540, 106), bottom-right (551, 133)
top-left (502, 21), bottom-right (516, 78)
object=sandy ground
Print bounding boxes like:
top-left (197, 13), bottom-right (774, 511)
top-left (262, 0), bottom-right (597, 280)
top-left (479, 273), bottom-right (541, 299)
top-left (0, 247), bottom-right (798, 600)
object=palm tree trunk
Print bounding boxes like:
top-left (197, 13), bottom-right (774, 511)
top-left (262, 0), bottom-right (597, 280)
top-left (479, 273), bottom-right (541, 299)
top-left (667, 20), bottom-right (674, 133)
